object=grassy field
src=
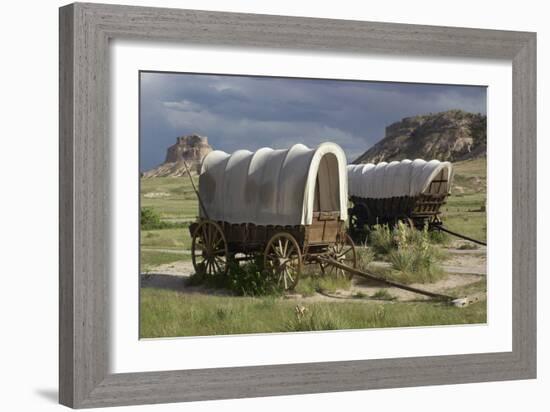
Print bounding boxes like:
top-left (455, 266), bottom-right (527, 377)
top-left (139, 158), bottom-right (486, 337)
top-left (441, 157), bottom-right (487, 242)
top-left (140, 251), bottom-right (187, 272)
top-left (140, 288), bottom-right (486, 338)
top-left (141, 227), bottom-right (192, 250)
top-left (140, 176), bottom-right (199, 222)
top-left (140, 176), bottom-right (197, 269)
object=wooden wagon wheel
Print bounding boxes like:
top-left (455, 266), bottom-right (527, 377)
top-left (320, 232), bottom-right (357, 280)
top-left (191, 220), bottom-right (229, 276)
top-left (263, 232), bottom-right (302, 291)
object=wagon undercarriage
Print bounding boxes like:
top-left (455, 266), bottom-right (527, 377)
top-left (348, 193), bottom-right (448, 234)
top-left (189, 217), bottom-right (474, 306)
top-left (189, 213), bottom-right (358, 291)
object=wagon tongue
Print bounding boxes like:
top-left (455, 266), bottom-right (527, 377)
top-left (314, 255), bottom-right (476, 307)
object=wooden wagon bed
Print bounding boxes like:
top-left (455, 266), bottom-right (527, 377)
top-left (349, 192), bottom-right (448, 229)
top-left (190, 211), bottom-right (345, 255)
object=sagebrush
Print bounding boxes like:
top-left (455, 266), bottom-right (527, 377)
top-left (387, 222), bottom-right (446, 284)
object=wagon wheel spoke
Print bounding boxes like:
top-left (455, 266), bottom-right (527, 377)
top-left (286, 267), bottom-right (295, 284)
top-left (211, 258), bottom-right (221, 273)
top-left (214, 255), bottom-right (226, 268)
top-left (209, 228), bottom-right (216, 248)
top-left (322, 233), bottom-right (357, 279)
top-left (264, 233), bottom-right (302, 291)
top-left (336, 246), bottom-right (353, 259)
top-left (204, 224), bottom-right (211, 247)
top-left (287, 243), bottom-right (296, 257)
top-left (212, 232), bottom-right (222, 249)
top-left (265, 252), bottom-right (278, 262)
top-left (210, 224), bottom-right (218, 247)
top-left (278, 239), bottom-right (284, 257)
top-left (282, 268), bottom-right (289, 290)
top-left (202, 224), bottom-right (209, 246)
top-left (194, 241), bottom-right (206, 251)
top-left (191, 220), bottom-right (228, 276)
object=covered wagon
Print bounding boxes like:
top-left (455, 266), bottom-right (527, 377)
top-left (347, 159), bottom-right (454, 234)
top-left (189, 143), bottom-right (357, 290)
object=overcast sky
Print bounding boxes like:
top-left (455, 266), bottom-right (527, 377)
top-left (140, 72), bottom-right (486, 171)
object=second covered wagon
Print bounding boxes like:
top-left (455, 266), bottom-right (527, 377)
top-left (347, 159), bottom-right (454, 235)
top-left (189, 142), bottom-right (357, 290)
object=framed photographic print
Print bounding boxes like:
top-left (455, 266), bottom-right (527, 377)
top-left (59, 2), bottom-right (536, 408)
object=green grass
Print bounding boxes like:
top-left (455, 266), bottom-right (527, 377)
top-left (442, 278), bottom-right (487, 298)
top-left (356, 245), bottom-right (375, 269)
top-left (187, 261), bottom-right (282, 297)
top-left (140, 177), bottom-right (198, 273)
top-left (364, 222), bottom-right (447, 284)
top-left (140, 288), bottom-right (487, 338)
top-left (368, 224), bottom-right (395, 257)
top-left (387, 242), bottom-right (446, 284)
top-left (442, 158), bottom-right (487, 242)
top-left (294, 273), bottom-right (352, 296)
top-left (140, 227), bottom-right (192, 250)
top-left (371, 289), bottom-right (396, 301)
top-left (140, 176), bottom-right (199, 222)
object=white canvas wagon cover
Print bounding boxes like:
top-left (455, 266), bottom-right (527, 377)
top-left (347, 159), bottom-right (453, 199)
top-left (198, 143), bottom-right (348, 226)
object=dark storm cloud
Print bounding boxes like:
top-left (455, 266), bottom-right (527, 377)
top-left (140, 72), bottom-right (486, 171)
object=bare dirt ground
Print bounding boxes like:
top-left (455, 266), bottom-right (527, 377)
top-left (141, 240), bottom-right (486, 304)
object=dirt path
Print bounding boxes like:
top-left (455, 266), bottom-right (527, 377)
top-left (141, 242), bottom-right (487, 304)
top-left (444, 244), bottom-right (487, 276)
top-left (142, 248), bottom-right (191, 255)
top-left (369, 259), bottom-right (485, 276)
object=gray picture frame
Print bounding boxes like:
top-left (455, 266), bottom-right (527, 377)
top-left (59, 2), bottom-right (536, 408)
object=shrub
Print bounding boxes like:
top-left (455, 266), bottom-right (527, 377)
top-left (384, 222), bottom-right (446, 284)
top-left (356, 244), bottom-right (375, 271)
top-left (186, 259), bottom-right (282, 297)
top-left (428, 229), bottom-right (450, 244)
top-left (140, 207), bottom-right (189, 230)
top-left (353, 291), bottom-right (368, 299)
top-left (388, 249), bottom-right (445, 284)
top-left (368, 224), bottom-right (396, 255)
top-left (227, 261), bottom-right (282, 297)
top-left (141, 207), bottom-right (164, 229)
top-left (369, 222), bottom-right (450, 252)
